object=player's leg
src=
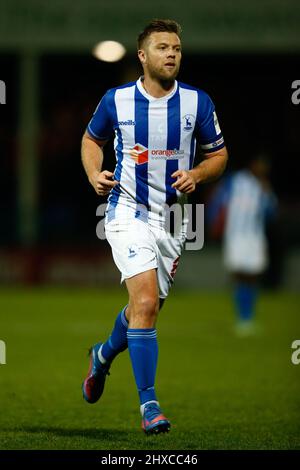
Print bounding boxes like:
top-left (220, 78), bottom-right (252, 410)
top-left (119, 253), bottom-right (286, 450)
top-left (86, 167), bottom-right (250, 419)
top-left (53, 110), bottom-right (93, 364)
top-left (127, 226), bottom-right (185, 433)
top-left (82, 300), bottom-right (165, 405)
top-left (82, 217), bottom-right (167, 405)
top-left (82, 298), bottom-right (165, 404)
top-left (125, 269), bottom-right (170, 434)
top-left (82, 218), bottom-right (148, 404)
top-left (233, 271), bottom-right (259, 335)
top-left (224, 235), bottom-right (265, 335)
top-left (82, 304), bottom-right (129, 404)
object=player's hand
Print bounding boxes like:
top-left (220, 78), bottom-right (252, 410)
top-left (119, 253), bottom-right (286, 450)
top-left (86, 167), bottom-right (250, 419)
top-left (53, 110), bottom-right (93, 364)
top-left (89, 170), bottom-right (119, 196)
top-left (171, 170), bottom-right (197, 194)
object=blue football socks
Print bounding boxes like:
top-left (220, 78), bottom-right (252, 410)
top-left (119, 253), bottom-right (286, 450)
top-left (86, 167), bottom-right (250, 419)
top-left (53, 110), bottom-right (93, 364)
top-left (234, 283), bottom-right (258, 322)
top-left (100, 306), bottom-right (128, 363)
top-left (127, 328), bottom-right (158, 405)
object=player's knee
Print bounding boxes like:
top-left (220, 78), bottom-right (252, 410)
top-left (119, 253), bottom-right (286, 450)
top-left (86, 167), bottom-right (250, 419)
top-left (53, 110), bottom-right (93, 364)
top-left (138, 295), bottom-right (158, 318)
top-left (130, 295), bottom-right (159, 322)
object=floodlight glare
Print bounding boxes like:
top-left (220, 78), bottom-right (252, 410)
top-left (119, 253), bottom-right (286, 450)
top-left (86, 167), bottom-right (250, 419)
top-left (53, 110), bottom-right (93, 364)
top-left (93, 41), bottom-right (126, 62)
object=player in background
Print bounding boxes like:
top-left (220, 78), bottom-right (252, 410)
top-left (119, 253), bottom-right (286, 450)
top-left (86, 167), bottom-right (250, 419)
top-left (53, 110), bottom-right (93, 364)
top-left (208, 155), bottom-right (277, 335)
top-left (81, 19), bottom-right (228, 434)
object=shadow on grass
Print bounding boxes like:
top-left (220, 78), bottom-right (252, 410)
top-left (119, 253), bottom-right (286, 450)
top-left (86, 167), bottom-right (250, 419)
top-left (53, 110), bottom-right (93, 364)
top-left (19, 426), bottom-right (132, 441)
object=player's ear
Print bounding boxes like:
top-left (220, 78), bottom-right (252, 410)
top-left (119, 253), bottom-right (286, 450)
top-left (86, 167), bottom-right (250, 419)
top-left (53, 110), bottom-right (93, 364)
top-left (138, 49), bottom-right (146, 65)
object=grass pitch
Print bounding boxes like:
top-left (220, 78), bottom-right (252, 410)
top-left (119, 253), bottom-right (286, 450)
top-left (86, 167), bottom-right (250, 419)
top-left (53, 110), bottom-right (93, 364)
top-left (0, 287), bottom-right (299, 450)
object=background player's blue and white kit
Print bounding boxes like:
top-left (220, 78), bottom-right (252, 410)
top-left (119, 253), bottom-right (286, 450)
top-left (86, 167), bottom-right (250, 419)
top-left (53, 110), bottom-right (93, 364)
top-left (87, 77), bottom-right (225, 296)
top-left (211, 170), bottom-right (277, 274)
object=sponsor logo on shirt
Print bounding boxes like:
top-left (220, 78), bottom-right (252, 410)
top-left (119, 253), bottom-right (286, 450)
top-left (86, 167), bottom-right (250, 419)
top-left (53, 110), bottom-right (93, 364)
top-left (151, 149), bottom-right (184, 160)
top-left (129, 144), bottom-right (149, 164)
top-left (118, 119), bottom-right (136, 126)
top-left (129, 144), bottom-right (184, 165)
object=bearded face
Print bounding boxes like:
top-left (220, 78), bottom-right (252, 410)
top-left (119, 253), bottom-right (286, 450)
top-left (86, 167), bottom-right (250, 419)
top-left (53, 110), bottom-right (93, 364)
top-left (138, 32), bottom-right (182, 82)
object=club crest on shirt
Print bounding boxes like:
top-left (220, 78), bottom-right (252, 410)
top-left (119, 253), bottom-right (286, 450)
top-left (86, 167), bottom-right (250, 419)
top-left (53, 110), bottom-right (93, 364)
top-left (182, 114), bottom-right (195, 131)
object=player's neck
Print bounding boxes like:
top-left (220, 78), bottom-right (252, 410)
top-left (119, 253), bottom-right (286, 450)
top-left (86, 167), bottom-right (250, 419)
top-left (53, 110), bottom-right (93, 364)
top-left (141, 76), bottom-right (175, 98)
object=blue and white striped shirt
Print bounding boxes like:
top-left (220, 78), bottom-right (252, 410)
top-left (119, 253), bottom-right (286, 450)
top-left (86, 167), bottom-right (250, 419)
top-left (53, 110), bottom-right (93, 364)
top-left (87, 77), bottom-right (225, 222)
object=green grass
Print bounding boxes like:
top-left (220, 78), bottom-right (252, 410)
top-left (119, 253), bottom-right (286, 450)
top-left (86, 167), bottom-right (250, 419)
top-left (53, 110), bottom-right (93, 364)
top-left (0, 287), bottom-right (299, 450)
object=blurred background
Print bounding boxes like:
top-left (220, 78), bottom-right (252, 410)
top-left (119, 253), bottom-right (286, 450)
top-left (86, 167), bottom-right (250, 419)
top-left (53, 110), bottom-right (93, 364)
top-left (0, 0), bottom-right (300, 451)
top-left (1, 0), bottom-right (300, 290)
top-left (0, 0), bottom-right (300, 291)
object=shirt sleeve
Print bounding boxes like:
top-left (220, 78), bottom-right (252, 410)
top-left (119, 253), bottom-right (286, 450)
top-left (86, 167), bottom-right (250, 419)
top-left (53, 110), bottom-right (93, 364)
top-left (86, 91), bottom-right (114, 140)
top-left (195, 90), bottom-right (225, 153)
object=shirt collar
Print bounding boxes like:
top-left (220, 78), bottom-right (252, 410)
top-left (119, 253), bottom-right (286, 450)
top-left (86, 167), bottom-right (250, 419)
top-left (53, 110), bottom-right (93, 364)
top-left (136, 76), bottom-right (178, 101)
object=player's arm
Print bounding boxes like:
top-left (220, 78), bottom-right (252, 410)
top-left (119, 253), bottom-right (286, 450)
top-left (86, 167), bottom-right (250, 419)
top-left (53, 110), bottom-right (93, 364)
top-left (81, 131), bottom-right (118, 196)
top-left (172, 90), bottom-right (228, 193)
top-left (81, 91), bottom-right (119, 196)
top-left (171, 147), bottom-right (228, 193)
top-left (190, 146), bottom-right (228, 184)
